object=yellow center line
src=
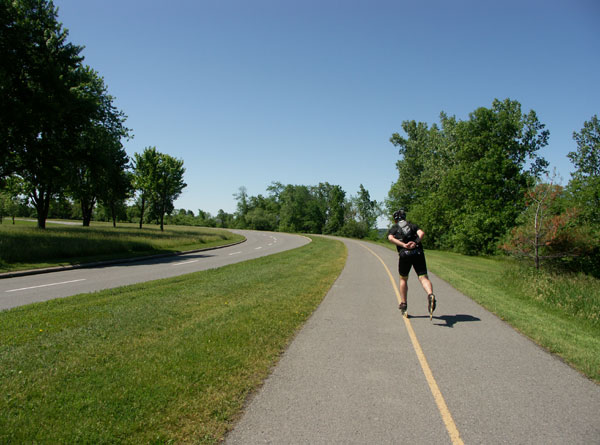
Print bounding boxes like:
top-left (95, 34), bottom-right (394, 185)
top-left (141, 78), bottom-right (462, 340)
top-left (358, 242), bottom-right (464, 445)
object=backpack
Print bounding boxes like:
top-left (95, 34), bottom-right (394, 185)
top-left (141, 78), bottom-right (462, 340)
top-left (398, 220), bottom-right (416, 242)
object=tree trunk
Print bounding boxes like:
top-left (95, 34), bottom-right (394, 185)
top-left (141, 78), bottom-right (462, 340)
top-left (32, 187), bottom-right (51, 229)
top-left (110, 202), bottom-right (117, 228)
top-left (81, 197), bottom-right (95, 227)
top-left (139, 196), bottom-right (145, 229)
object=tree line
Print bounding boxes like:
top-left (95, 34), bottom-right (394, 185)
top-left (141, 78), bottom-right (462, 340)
top-left (386, 98), bottom-right (599, 276)
top-left (229, 182), bottom-right (380, 238)
top-left (0, 0), bottom-right (185, 230)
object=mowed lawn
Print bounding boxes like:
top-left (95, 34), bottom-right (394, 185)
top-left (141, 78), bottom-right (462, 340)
top-left (0, 236), bottom-right (347, 443)
top-left (0, 220), bottom-right (244, 272)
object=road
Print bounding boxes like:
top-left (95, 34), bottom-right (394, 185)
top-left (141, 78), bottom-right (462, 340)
top-left (0, 230), bottom-right (308, 311)
top-left (226, 237), bottom-right (600, 444)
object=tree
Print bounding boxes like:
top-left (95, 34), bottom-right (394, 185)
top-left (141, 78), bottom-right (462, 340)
top-left (132, 147), bottom-right (160, 229)
top-left (500, 179), bottom-right (591, 269)
top-left (100, 167), bottom-right (132, 228)
top-left (355, 184), bottom-right (379, 231)
top-left (278, 185), bottom-right (325, 233)
top-left (69, 68), bottom-right (131, 226)
top-left (151, 153), bottom-right (186, 231)
top-left (2, 0), bottom-right (98, 228)
top-left (388, 99), bottom-right (549, 254)
top-left (567, 115), bottom-right (600, 225)
top-left (320, 183), bottom-right (346, 235)
top-left (0, 175), bottom-right (25, 224)
top-left (233, 186), bottom-right (249, 228)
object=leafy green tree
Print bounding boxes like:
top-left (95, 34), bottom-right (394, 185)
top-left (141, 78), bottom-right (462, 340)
top-left (245, 194), bottom-right (278, 231)
top-left (152, 152), bottom-right (186, 231)
top-left (69, 68), bottom-right (131, 226)
top-left (388, 99), bottom-right (549, 254)
top-left (313, 182), bottom-right (346, 235)
top-left (278, 185), bottom-right (324, 233)
top-left (100, 168), bottom-right (132, 228)
top-left (215, 209), bottom-right (234, 228)
top-left (233, 186), bottom-right (249, 228)
top-left (133, 147), bottom-right (160, 229)
top-left (2, 0), bottom-right (98, 228)
top-left (0, 175), bottom-right (25, 224)
top-left (567, 115), bottom-right (600, 225)
top-left (355, 184), bottom-right (379, 231)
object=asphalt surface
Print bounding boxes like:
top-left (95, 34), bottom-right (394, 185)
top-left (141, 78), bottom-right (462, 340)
top-left (226, 237), bottom-right (600, 444)
top-left (0, 230), bottom-right (308, 311)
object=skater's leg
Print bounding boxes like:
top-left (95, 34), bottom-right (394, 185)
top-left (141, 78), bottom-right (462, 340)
top-left (399, 277), bottom-right (408, 304)
top-left (418, 274), bottom-right (436, 319)
top-left (418, 274), bottom-right (433, 295)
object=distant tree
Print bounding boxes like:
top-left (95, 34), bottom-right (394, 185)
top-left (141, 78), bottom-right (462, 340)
top-left (233, 186), bottom-right (249, 228)
top-left (278, 185), bottom-right (324, 233)
top-left (245, 194), bottom-right (278, 231)
top-left (327, 185), bottom-right (346, 234)
top-left (567, 115), bottom-right (600, 225)
top-left (311, 182), bottom-right (345, 235)
top-left (355, 184), bottom-right (379, 231)
top-left (215, 209), bottom-right (233, 228)
top-left (152, 153), bottom-right (186, 231)
top-left (0, 175), bottom-right (25, 224)
top-left (132, 147), bottom-right (160, 229)
top-left (100, 168), bottom-right (132, 228)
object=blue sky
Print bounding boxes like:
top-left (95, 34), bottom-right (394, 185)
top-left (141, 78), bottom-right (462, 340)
top-left (53, 0), bottom-right (599, 225)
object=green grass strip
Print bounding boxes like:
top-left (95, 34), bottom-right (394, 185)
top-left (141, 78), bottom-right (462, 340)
top-left (0, 236), bottom-right (347, 443)
top-left (0, 222), bottom-right (244, 272)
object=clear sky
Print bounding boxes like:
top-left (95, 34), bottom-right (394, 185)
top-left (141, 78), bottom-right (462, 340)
top-left (53, 0), bottom-right (599, 225)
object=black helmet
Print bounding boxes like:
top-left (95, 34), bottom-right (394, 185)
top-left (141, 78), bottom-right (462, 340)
top-left (393, 209), bottom-right (406, 221)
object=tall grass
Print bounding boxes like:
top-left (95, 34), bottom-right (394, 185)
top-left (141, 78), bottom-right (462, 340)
top-left (0, 222), bottom-right (244, 272)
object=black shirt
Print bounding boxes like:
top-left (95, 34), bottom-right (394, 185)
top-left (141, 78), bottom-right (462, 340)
top-left (388, 221), bottom-right (422, 254)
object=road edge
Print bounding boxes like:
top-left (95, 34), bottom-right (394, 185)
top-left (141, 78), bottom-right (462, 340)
top-left (0, 238), bottom-right (247, 279)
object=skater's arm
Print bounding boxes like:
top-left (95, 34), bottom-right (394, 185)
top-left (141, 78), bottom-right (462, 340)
top-left (415, 229), bottom-right (425, 244)
top-left (388, 234), bottom-right (413, 249)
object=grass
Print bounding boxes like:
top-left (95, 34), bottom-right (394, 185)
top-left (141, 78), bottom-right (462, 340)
top-left (373, 239), bottom-right (600, 382)
top-left (0, 220), bottom-right (245, 272)
top-left (0, 235), bottom-right (347, 443)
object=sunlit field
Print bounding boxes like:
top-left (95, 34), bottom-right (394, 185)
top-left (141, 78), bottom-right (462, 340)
top-left (0, 220), bottom-right (244, 272)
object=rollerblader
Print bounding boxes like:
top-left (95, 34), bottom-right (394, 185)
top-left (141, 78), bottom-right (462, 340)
top-left (387, 209), bottom-right (436, 320)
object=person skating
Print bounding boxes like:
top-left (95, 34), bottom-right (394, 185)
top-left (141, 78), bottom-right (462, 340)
top-left (387, 209), bottom-right (436, 319)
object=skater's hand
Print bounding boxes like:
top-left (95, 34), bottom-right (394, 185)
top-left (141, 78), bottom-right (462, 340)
top-left (405, 241), bottom-right (417, 249)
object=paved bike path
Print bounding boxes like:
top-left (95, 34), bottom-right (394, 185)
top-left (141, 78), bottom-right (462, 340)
top-left (226, 237), bottom-right (600, 444)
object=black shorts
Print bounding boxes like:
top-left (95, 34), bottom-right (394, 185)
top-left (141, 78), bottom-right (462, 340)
top-left (398, 249), bottom-right (428, 278)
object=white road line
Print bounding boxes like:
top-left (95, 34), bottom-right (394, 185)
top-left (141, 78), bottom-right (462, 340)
top-left (6, 279), bottom-right (87, 293)
top-left (255, 247), bottom-right (262, 250)
top-left (229, 251), bottom-right (242, 256)
top-left (172, 259), bottom-right (199, 266)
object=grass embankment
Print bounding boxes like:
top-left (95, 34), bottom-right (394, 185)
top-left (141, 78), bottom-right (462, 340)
top-left (422, 250), bottom-right (600, 383)
top-left (0, 220), bottom-right (244, 272)
top-left (0, 236), bottom-right (347, 443)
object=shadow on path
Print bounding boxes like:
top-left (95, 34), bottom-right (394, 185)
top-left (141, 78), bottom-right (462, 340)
top-left (408, 313), bottom-right (481, 328)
